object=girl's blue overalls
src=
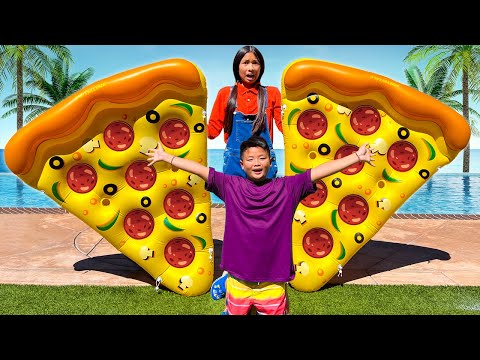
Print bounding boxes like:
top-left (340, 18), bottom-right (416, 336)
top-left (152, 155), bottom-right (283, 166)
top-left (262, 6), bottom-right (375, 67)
top-left (222, 86), bottom-right (278, 178)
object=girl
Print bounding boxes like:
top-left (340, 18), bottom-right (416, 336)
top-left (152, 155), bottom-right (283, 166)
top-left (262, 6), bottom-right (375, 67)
top-left (207, 45), bottom-right (284, 302)
top-left (207, 45), bottom-right (283, 178)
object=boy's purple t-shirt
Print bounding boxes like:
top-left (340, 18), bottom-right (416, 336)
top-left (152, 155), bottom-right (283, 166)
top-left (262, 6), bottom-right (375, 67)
top-left (206, 167), bottom-right (316, 283)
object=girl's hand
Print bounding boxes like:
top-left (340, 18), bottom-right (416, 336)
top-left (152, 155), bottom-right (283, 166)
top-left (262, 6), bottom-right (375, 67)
top-left (356, 143), bottom-right (375, 166)
top-left (146, 142), bottom-right (169, 166)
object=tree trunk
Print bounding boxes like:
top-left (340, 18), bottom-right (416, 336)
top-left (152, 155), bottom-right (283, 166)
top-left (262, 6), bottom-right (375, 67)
top-left (463, 143), bottom-right (470, 173)
top-left (462, 71), bottom-right (470, 173)
top-left (16, 57), bottom-right (24, 131)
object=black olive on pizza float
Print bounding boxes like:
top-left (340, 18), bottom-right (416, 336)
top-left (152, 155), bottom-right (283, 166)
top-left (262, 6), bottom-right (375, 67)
top-left (354, 232), bottom-right (365, 244)
top-left (196, 213), bottom-right (207, 224)
top-left (141, 196), bottom-right (152, 208)
top-left (419, 169), bottom-right (430, 180)
top-left (103, 183), bottom-right (118, 195)
top-left (194, 123), bottom-right (204, 133)
top-left (306, 93), bottom-right (320, 104)
top-left (318, 143), bottom-right (331, 156)
top-left (331, 177), bottom-right (342, 188)
top-left (146, 110), bottom-right (161, 123)
top-left (49, 156), bottom-right (64, 170)
top-left (397, 127), bottom-right (410, 140)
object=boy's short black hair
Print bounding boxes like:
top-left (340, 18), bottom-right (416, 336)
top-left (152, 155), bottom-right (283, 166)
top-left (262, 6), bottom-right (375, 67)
top-left (240, 135), bottom-right (270, 158)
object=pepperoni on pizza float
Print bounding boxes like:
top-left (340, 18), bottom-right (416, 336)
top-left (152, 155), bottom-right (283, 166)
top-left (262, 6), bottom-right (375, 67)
top-left (4, 58), bottom-right (214, 297)
top-left (281, 58), bottom-right (471, 293)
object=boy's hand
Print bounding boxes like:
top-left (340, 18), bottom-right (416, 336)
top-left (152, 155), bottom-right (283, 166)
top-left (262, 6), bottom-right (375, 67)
top-left (356, 143), bottom-right (375, 166)
top-left (146, 141), bottom-right (209, 181)
top-left (146, 142), bottom-right (169, 166)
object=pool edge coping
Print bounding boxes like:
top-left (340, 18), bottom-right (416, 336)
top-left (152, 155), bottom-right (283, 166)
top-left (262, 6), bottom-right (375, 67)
top-left (0, 206), bottom-right (479, 220)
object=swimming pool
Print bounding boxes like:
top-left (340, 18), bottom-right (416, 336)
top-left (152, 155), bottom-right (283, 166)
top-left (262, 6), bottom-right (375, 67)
top-left (2, 149), bottom-right (480, 214)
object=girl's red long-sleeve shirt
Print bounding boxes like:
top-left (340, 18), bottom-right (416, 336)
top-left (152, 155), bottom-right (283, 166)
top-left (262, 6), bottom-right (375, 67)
top-left (207, 82), bottom-right (283, 144)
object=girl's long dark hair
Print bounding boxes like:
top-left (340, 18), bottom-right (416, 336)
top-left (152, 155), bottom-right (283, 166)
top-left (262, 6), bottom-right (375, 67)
top-left (224, 45), bottom-right (266, 136)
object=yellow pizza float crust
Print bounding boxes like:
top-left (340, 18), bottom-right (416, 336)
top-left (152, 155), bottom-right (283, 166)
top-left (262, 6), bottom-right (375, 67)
top-left (5, 59), bottom-right (213, 297)
top-left (281, 59), bottom-right (471, 292)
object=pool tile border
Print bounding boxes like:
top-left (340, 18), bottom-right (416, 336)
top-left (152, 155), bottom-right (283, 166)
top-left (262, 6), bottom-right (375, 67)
top-left (0, 206), bottom-right (479, 220)
top-left (0, 207), bottom-right (68, 214)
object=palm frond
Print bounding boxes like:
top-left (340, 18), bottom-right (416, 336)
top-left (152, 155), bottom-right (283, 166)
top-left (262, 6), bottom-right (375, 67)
top-left (403, 45), bottom-right (480, 159)
top-left (1, 52), bottom-right (94, 124)
top-left (404, 66), bottom-right (425, 91)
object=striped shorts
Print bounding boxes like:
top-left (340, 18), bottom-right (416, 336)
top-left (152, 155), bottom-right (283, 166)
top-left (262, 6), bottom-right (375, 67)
top-left (224, 275), bottom-right (289, 315)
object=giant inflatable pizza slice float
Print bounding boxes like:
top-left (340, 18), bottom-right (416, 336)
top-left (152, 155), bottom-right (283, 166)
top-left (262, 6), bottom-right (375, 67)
top-left (5, 58), bottom-right (214, 297)
top-left (281, 58), bottom-right (471, 292)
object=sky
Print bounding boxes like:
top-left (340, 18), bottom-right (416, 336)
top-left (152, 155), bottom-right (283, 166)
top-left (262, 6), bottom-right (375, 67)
top-left (1, 44), bottom-right (479, 150)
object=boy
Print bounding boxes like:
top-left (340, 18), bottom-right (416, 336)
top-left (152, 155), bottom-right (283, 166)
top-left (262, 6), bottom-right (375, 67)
top-left (147, 135), bottom-right (374, 315)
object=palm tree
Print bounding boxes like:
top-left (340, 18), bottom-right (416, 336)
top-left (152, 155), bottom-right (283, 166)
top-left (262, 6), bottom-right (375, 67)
top-left (404, 63), bottom-right (480, 136)
top-left (0, 45), bottom-right (72, 130)
top-left (1, 56), bottom-right (94, 123)
top-left (404, 45), bottom-right (480, 173)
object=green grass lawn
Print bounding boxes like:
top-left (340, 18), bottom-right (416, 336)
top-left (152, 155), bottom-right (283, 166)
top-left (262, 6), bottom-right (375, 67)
top-left (0, 283), bottom-right (478, 315)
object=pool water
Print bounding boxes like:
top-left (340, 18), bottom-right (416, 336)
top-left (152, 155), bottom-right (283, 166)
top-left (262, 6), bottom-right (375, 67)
top-left (399, 173), bottom-right (480, 214)
top-left (1, 149), bottom-right (480, 214)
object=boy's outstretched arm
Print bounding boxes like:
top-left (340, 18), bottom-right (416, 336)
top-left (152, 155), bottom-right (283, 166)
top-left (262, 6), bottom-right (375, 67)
top-left (146, 142), bottom-right (210, 182)
top-left (310, 143), bottom-right (375, 182)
